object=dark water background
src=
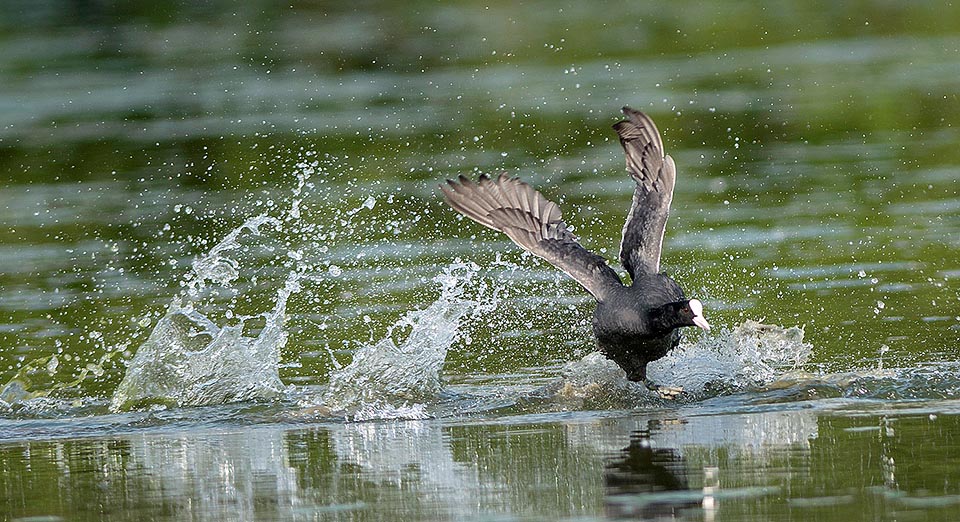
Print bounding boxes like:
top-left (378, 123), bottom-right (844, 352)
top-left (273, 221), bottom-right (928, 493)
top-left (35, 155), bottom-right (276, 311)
top-left (1, 1), bottom-right (959, 520)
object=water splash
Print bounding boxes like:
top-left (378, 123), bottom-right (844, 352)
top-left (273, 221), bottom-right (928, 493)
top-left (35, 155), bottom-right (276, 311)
top-left (650, 320), bottom-right (812, 393)
top-left (184, 215), bottom-right (281, 299)
top-left (319, 261), bottom-right (496, 420)
top-left (110, 216), bottom-right (296, 411)
top-left (550, 352), bottom-right (660, 409)
top-left (552, 320), bottom-right (812, 406)
top-left (108, 156), bottom-right (495, 415)
top-left (753, 362), bottom-right (960, 404)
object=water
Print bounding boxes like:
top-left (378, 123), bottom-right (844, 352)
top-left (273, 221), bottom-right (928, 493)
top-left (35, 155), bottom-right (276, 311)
top-left (1, 1), bottom-right (959, 520)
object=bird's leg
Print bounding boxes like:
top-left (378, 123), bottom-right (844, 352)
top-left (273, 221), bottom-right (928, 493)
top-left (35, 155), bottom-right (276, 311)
top-left (642, 378), bottom-right (683, 400)
top-left (625, 362), bottom-right (683, 400)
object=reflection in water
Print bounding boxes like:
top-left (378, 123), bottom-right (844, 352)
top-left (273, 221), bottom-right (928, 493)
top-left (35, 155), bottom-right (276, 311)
top-left (605, 430), bottom-right (700, 520)
top-left (0, 408), bottom-right (818, 520)
top-left (0, 426), bottom-right (303, 521)
top-left (320, 420), bottom-right (482, 520)
top-left (125, 428), bottom-right (302, 520)
top-left (0, 409), bottom-right (959, 520)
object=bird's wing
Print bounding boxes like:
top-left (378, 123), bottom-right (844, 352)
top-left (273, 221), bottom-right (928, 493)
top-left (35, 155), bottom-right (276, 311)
top-left (440, 173), bottom-right (623, 302)
top-left (613, 107), bottom-right (676, 280)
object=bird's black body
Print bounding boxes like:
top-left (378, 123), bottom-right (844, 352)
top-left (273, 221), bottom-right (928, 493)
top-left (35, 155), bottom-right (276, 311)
top-left (440, 107), bottom-right (709, 390)
top-left (593, 275), bottom-right (685, 382)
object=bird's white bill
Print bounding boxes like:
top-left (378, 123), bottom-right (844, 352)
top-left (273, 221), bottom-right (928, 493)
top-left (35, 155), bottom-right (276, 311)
top-left (693, 315), bottom-right (711, 332)
top-left (688, 299), bottom-right (710, 332)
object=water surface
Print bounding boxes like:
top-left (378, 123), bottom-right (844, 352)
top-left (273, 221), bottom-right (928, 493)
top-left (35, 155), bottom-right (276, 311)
top-left (1, 1), bottom-right (959, 520)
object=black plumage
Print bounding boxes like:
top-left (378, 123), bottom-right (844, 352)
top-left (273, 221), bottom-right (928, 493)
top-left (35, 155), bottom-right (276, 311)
top-left (440, 107), bottom-right (710, 391)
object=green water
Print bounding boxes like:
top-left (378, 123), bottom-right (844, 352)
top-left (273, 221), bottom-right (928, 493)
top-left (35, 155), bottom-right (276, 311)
top-left (1, 1), bottom-right (959, 520)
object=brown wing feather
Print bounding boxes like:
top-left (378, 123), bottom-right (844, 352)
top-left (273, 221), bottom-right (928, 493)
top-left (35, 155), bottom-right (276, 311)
top-left (440, 173), bottom-right (622, 301)
top-left (613, 107), bottom-right (677, 280)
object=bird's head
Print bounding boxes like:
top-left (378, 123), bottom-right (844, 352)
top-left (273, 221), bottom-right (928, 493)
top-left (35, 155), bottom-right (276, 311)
top-left (649, 298), bottom-right (711, 333)
top-left (681, 299), bottom-right (711, 332)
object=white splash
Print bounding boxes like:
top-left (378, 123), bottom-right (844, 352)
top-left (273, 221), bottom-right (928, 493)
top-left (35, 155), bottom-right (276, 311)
top-left (320, 261), bottom-right (495, 420)
top-left (649, 320), bottom-right (812, 393)
top-left (556, 320), bottom-right (812, 403)
top-left (110, 217), bottom-right (297, 411)
top-left (186, 215), bottom-right (281, 298)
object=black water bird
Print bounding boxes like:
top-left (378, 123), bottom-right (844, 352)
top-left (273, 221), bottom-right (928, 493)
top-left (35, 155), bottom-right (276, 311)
top-left (605, 431), bottom-right (699, 519)
top-left (440, 107), bottom-right (709, 395)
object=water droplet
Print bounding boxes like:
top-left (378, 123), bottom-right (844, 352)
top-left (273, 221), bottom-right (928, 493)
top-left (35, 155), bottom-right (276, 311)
top-left (46, 356), bottom-right (59, 374)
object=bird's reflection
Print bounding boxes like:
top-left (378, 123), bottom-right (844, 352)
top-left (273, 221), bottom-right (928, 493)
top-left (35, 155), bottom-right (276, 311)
top-left (605, 428), bottom-right (701, 520)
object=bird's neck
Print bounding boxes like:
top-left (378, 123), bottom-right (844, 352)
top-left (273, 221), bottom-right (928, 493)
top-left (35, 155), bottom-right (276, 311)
top-left (647, 301), bottom-right (687, 334)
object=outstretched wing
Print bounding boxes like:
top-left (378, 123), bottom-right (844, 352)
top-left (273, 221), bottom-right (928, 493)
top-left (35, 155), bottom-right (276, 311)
top-left (440, 173), bottom-right (623, 302)
top-left (613, 107), bottom-right (677, 280)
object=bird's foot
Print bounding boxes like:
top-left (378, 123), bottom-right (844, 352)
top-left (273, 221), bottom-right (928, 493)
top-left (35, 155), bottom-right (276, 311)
top-left (643, 379), bottom-right (683, 400)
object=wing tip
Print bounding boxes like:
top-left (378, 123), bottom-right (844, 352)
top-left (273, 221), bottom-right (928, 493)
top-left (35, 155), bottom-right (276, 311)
top-left (620, 105), bottom-right (646, 120)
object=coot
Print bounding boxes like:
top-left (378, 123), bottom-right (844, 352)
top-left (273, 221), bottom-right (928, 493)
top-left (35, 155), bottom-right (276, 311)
top-left (440, 107), bottom-right (709, 395)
